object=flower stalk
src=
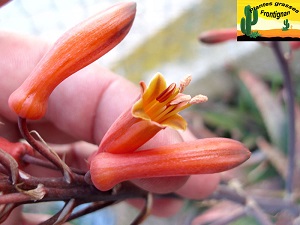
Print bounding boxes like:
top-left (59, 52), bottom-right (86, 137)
top-left (8, 2), bottom-right (136, 120)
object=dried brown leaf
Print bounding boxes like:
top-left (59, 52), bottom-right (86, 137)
top-left (15, 183), bottom-right (46, 201)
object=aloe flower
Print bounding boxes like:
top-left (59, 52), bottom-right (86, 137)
top-left (98, 73), bottom-right (208, 154)
top-left (90, 73), bottom-right (251, 191)
top-left (9, 2), bottom-right (136, 120)
top-left (91, 138), bottom-right (250, 191)
top-left (5, 0), bottom-right (251, 193)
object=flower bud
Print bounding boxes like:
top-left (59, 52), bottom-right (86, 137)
top-left (199, 28), bottom-right (236, 44)
top-left (9, 2), bottom-right (136, 120)
top-left (90, 138), bottom-right (251, 191)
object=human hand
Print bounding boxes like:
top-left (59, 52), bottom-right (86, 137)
top-left (0, 31), bottom-right (219, 224)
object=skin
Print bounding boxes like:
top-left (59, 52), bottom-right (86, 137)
top-left (0, 31), bottom-right (219, 224)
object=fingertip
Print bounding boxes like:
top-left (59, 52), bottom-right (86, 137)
top-left (45, 64), bottom-right (139, 144)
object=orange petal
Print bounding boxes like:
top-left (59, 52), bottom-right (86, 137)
top-left (131, 98), bottom-right (151, 120)
top-left (8, 2), bottom-right (136, 120)
top-left (98, 108), bottom-right (164, 154)
top-left (160, 113), bottom-right (187, 130)
top-left (0, 137), bottom-right (34, 168)
top-left (142, 73), bottom-right (167, 105)
top-left (90, 138), bottom-right (251, 191)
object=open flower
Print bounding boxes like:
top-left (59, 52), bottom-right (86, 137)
top-left (8, 2), bottom-right (136, 120)
top-left (98, 73), bottom-right (208, 154)
top-left (91, 73), bottom-right (251, 191)
top-left (91, 138), bottom-right (251, 191)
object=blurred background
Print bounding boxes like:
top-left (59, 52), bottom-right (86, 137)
top-left (1, 0), bottom-right (300, 224)
top-left (0, 0), bottom-right (259, 83)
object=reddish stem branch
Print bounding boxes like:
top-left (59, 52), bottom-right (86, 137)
top-left (0, 204), bottom-right (18, 224)
top-left (39, 199), bottom-right (76, 225)
top-left (18, 117), bottom-right (74, 183)
top-left (0, 192), bottom-right (32, 204)
top-left (66, 201), bottom-right (117, 222)
top-left (22, 154), bottom-right (86, 175)
top-left (131, 193), bottom-right (153, 225)
top-left (0, 148), bottom-right (19, 184)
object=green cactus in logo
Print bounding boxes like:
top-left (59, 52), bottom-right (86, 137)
top-left (249, 31), bottom-right (261, 38)
top-left (282, 19), bottom-right (290, 31)
top-left (240, 5), bottom-right (258, 37)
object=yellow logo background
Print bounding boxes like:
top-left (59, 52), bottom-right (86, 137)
top-left (237, 0), bottom-right (300, 40)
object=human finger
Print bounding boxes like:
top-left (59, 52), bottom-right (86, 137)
top-left (0, 31), bottom-right (219, 196)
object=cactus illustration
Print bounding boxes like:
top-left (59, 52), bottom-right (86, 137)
top-left (240, 5), bottom-right (258, 37)
top-left (282, 19), bottom-right (290, 31)
top-left (249, 31), bottom-right (261, 38)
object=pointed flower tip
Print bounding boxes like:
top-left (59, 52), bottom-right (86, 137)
top-left (8, 2), bottom-right (136, 120)
top-left (91, 138), bottom-right (251, 191)
top-left (123, 1), bottom-right (137, 11)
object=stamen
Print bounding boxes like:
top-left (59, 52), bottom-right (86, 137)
top-left (156, 83), bottom-right (176, 103)
top-left (169, 94), bottom-right (191, 105)
top-left (155, 104), bottom-right (177, 122)
top-left (157, 101), bottom-right (189, 123)
top-left (179, 75), bottom-right (192, 92)
top-left (189, 95), bottom-right (208, 104)
top-left (139, 81), bottom-right (147, 93)
top-left (134, 73), bottom-right (208, 129)
top-left (146, 103), bottom-right (167, 119)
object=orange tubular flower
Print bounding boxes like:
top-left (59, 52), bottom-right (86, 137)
top-left (9, 2), bottom-right (136, 120)
top-left (98, 73), bottom-right (208, 154)
top-left (91, 138), bottom-right (251, 191)
top-left (199, 28), bottom-right (236, 44)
